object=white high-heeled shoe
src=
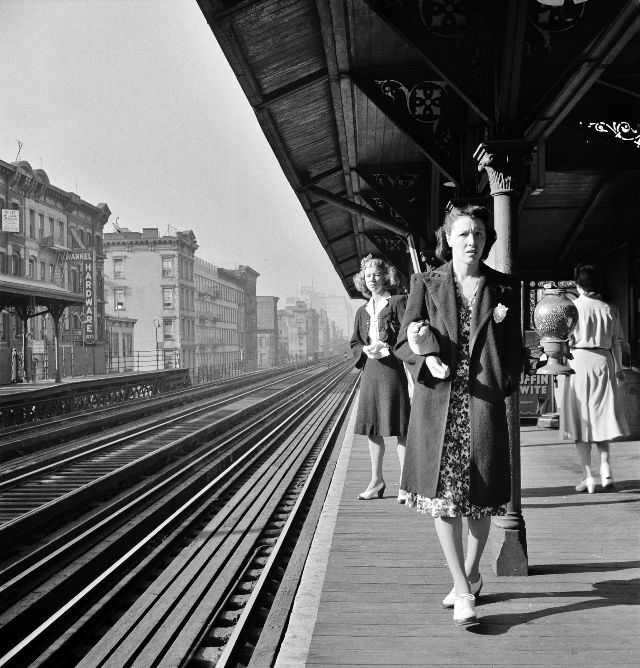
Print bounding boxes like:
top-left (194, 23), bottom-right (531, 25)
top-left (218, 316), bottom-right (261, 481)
top-left (442, 575), bottom-right (483, 608)
top-left (575, 477), bottom-right (596, 494)
top-left (453, 593), bottom-right (478, 626)
top-left (600, 464), bottom-right (614, 491)
top-left (357, 481), bottom-right (385, 500)
top-left (397, 489), bottom-right (407, 504)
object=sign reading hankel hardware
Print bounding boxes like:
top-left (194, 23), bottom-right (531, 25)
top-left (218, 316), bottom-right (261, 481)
top-left (64, 251), bottom-right (96, 344)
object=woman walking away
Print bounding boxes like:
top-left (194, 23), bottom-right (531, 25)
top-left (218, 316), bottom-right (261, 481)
top-left (350, 255), bottom-right (410, 502)
top-left (395, 204), bottom-right (525, 626)
top-left (559, 262), bottom-right (629, 493)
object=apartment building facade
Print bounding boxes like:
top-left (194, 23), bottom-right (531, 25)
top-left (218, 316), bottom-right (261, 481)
top-left (257, 295), bottom-right (279, 369)
top-left (103, 227), bottom-right (198, 377)
top-left (194, 258), bottom-right (246, 381)
top-left (0, 159), bottom-right (110, 382)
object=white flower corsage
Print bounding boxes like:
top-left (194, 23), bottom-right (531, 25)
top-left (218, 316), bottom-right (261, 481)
top-left (493, 303), bottom-right (508, 323)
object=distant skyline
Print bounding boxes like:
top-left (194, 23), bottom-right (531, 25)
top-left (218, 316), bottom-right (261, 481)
top-left (1, 0), bottom-right (355, 321)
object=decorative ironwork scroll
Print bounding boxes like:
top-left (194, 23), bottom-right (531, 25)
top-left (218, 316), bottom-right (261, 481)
top-left (585, 121), bottom-right (640, 149)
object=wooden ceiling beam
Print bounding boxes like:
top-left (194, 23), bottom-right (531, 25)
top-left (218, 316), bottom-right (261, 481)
top-left (362, 0), bottom-right (491, 124)
top-left (315, 0), bottom-right (366, 257)
top-left (326, 230), bottom-right (354, 245)
top-left (352, 77), bottom-right (458, 185)
top-left (307, 186), bottom-right (410, 238)
top-left (255, 69), bottom-right (329, 110)
top-left (595, 78), bottom-right (640, 102)
top-left (496, 0), bottom-right (528, 128)
top-left (558, 175), bottom-right (614, 265)
top-left (525, 2), bottom-right (640, 142)
top-left (299, 165), bottom-right (344, 189)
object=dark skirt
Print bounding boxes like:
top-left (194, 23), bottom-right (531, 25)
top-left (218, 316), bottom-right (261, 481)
top-left (354, 355), bottom-right (410, 437)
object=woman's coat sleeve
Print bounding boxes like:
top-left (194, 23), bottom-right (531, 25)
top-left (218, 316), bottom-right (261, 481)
top-left (350, 308), bottom-right (366, 369)
top-left (394, 273), bottom-right (440, 383)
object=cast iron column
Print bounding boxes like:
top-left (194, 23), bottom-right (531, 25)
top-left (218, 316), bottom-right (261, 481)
top-left (47, 303), bottom-right (67, 383)
top-left (474, 141), bottom-right (532, 576)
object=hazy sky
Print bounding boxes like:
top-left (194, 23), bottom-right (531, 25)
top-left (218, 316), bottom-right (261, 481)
top-left (1, 0), bottom-right (352, 311)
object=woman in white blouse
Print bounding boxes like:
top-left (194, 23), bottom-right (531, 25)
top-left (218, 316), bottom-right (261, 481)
top-left (350, 255), bottom-right (410, 501)
top-left (559, 263), bottom-right (629, 493)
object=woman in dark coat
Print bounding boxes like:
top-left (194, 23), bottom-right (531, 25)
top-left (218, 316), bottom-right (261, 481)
top-left (351, 255), bottom-right (410, 501)
top-left (395, 205), bottom-right (524, 626)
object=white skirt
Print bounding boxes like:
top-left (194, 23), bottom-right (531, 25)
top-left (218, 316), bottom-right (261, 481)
top-left (557, 348), bottom-right (628, 442)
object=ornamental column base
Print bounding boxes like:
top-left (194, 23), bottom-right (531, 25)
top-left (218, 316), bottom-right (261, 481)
top-left (491, 519), bottom-right (528, 576)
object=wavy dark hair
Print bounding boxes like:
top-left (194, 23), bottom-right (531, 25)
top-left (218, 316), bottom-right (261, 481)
top-left (574, 262), bottom-right (603, 294)
top-left (435, 204), bottom-right (496, 262)
top-left (352, 255), bottom-right (400, 298)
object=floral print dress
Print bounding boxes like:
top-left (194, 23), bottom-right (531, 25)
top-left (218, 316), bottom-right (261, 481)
top-left (406, 283), bottom-right (507, 519)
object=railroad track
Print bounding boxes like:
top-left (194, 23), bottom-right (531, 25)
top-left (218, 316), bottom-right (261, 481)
top-left (0, 364), bottom-right (358, 667)
top-left (0, 362), bottom-right (327, 464)
top-left (0, 362), bottom-right (337, 547)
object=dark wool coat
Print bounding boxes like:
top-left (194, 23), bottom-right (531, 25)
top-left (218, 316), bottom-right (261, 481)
top-left (394, 262), bottom-right (525, 506)
top-left (351, 294), bottom-right (410, 436)
top-left (350, 294), bottom-right (406, 368)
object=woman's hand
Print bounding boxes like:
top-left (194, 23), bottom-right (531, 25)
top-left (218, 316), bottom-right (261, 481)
top-left (363, 342), bottom-right (390, 359)
top-left (425, 355), bottom-right (450, 379)
top-left (407, 321), bottom-right (432, 356)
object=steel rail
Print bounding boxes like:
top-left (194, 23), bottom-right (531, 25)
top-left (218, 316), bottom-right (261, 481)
top-left (0, 367), bottom-right (354, 667)
top-left (76, 370), bottom-right (354, 668)
top-left (0, 366), bottom-right (330, 536)
top-left (0, 365), bottom-right (346, 574)
top-left (0, 361), bottom-right (331, 463)
top-left (209, 379), bottom-right (358, 667)
top-left (0, 363), bottom-right (328, 483)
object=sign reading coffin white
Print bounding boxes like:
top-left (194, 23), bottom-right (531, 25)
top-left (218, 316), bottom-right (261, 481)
top-left (1, 209), bottom-right (20, 232)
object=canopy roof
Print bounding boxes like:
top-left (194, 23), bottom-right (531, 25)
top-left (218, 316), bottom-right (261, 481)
top-left (198, 0), bottom-right (640, 297)
top-left (0, 276), bottom-right (83, 315)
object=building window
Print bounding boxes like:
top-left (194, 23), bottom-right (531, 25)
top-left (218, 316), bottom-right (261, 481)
top-left (39, 214), bottom-right (44, 238)
top-left (113, 258), bottom-right (123, 278)
top-left (123, 333), bottom-right (133, 356)
top-left (162, 256), bottom-right (174, 277)
top-left (40, 262), bottom-right (46, 281)
top-left (49, 264), bottom-right (55, 282)
top-left (111, 332), bottom-right (119, 357)
top-left (163, 318), bottom-right (174, 340)
top-left (70, 268), bottom-right (79, 293)
top-left (29, 210), bottom-right (36, 238)
top-left (162, 287), bottom-right (173, 308)
top-left (0, 252), bottom-right (6, 274)
top-left (0, 313), bottom-right (8, 341)
top-left (49, 217), bottom-right (55, 236)
top-left (114, 289), bottom-right (125, 310)
top-left (12, 253), bottom-right (21, 276)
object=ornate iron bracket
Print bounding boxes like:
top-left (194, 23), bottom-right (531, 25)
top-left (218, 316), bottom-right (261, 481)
top-left (474, 141), bottom-right (534, 196)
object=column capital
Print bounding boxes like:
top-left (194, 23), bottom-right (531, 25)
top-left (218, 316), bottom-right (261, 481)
top-left (474, 140), bottom-right (534, 197)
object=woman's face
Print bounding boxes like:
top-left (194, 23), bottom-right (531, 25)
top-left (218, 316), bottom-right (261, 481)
top-left (446, 216), bottom-right (486, 266)
top-left (364, 263), bottom-right (386, 296)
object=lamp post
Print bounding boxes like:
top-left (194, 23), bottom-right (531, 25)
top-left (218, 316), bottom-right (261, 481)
top-left (475, 140), bottom-right (533, 576)
top-left (153, 319), bottom-right (161, 370)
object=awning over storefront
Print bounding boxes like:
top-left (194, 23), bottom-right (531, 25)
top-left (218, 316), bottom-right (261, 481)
top-left (0, 276), bottom-right (83, 315)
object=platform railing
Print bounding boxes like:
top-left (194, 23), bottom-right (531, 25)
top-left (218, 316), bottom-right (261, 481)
top-left (0, 368), bottom-right (191, 428)
top-left (105, 349), bottom-right (181, 374)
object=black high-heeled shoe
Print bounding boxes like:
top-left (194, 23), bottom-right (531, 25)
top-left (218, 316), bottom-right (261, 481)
top-left (357, 482), bottom-right (386, 500)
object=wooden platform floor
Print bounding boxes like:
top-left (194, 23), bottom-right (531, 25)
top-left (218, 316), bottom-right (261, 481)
top-left (276, 404), bottom-right (640, 667)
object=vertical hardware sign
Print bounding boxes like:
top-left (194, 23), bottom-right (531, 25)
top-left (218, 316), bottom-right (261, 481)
top-left (83, 251), bottom-right (96, 343)
top-left (65, 250), bottom-right (96, 344)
